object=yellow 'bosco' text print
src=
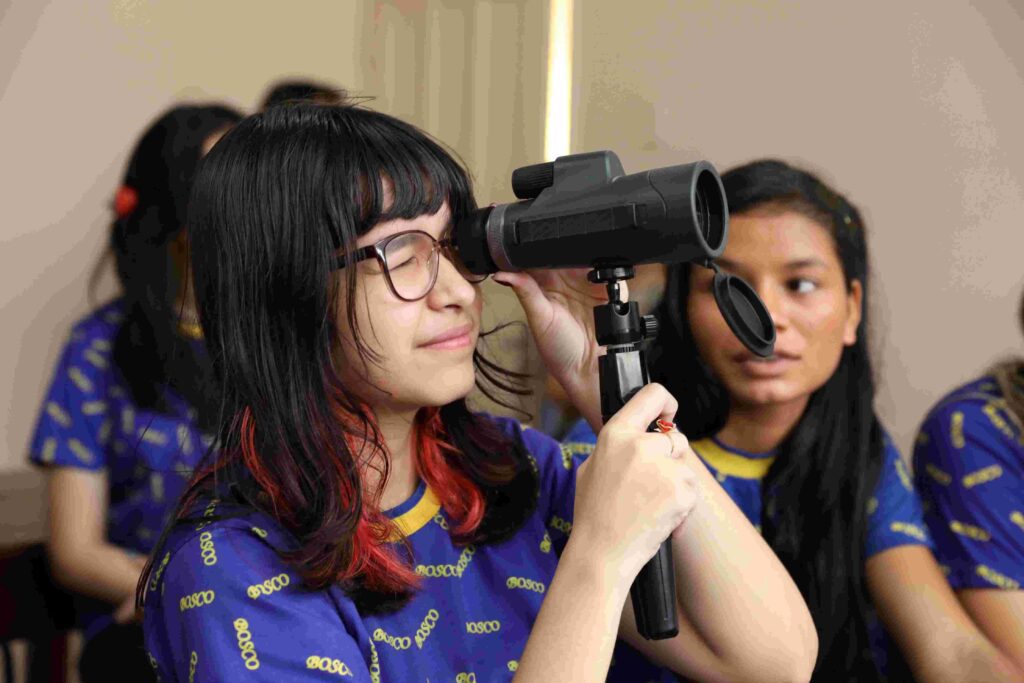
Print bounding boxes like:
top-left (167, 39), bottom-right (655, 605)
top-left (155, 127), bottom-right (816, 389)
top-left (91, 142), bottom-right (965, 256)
top-left (368, 639), bottom-right (381, 683)
top-left (415, 608), bottom-right (440, 649)
top-left (233, 618), bottom-right (261, 670)
top-left (924, 463), bottom-right (952, 486)
top-left (189, 651), bottom-right (197, 683)
top-left (894, 459), bottom-right (912, 491)
top-left (540, 531), bottom-right (552, 553)
top-left (560, 442), bottom-right (593, 470)
top-left (508, 660), bottom-right (519, 672)
top-left (373, 628), bottom-right (412, 651)
top-left (306, 656), bottom-right (353, 677)
top-left (950, 520), bottom-right (991, 541)
top-left (433, 512), bottom-right (449, 530)
top-left (456, 674), bottom-right (477, 683)
top-left (889, 522), bottom-right (928, 542)
top-left (195, 499), bottom-right (219, 531)
top-left (506, 576), bottom-right (546, 593)
top-left (246, 573), bottom-right (290, 599)
top-left (466, 620), bottom-right (501, 634)
top-left (415, 545), bottom-right (475, 578)
top-left (179, 590), bottom-right (215, 611)
top-left (976, 565), bottom-right (1020, 590)
top-left (983, 402), bottom-right (1019, 442)
top-left (950, 411), bottom-right (965, 448)
top-left (962, 465), bottom-right (1003, 489)
top-left (1011, 511), bottom-right (1024, 532)
top-left (199, 531), bottom-right (217, 566)
top-left (549, 515), bottom-right (572, 534)
top-left (149, 552), bottom-right (170, 592)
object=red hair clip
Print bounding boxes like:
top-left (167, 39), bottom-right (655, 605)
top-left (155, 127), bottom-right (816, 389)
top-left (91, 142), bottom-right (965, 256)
top-left (113, 185), bottom-right (138, 219)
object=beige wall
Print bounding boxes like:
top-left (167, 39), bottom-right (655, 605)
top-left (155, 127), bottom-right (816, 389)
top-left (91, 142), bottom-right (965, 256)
top-left (2, 1), bottom-right (1022, 482)
top-left (575, 0), bottom-right (1024, 453)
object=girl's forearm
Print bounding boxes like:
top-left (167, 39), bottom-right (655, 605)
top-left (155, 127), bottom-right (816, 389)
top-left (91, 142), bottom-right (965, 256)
top-left (669, 459), bottom-right (817, 682)
top-left (49, 541), bottom-right (145, 604)
top-left (514, 537), bottom-right (629, 682)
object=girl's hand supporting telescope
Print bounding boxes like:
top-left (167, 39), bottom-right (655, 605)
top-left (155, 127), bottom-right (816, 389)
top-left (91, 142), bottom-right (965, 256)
top-left (492, 268), bottom-right (625, 432)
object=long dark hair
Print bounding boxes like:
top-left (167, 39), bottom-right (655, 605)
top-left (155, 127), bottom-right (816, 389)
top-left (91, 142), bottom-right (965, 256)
top-left (651, 159), bottom-right (886, 681)
top-left (109, 103), bottom-right (242, 430)
top-left (142, 103), bottom-right (536, 613)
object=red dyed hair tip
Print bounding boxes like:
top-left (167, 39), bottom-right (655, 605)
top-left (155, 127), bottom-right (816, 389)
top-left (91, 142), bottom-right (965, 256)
top-left (114, 185), bottom-right (138, 219)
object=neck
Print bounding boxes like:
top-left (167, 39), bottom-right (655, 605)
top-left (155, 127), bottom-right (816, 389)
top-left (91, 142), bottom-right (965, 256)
top-left (370, 405), bottom-right (421, 511)
top-left (717, 396), bottom-right (809, 454)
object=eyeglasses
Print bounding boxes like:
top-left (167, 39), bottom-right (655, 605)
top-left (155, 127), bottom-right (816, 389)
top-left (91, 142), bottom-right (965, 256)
top-left (336, 229), bottom-right (487, 302)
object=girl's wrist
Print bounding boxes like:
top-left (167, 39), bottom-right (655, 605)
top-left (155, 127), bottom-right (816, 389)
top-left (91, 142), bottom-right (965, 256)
top-left (560, 529), bottom-right (635, 604)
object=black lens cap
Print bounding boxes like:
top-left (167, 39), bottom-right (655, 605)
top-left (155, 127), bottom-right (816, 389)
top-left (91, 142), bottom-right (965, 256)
top-left (712, 271), bottom-right (776, 358)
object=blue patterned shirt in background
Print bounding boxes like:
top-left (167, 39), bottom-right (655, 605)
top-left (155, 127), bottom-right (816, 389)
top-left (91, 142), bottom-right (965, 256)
top-left (562, 417), bottom-right (935, 676)
top-left (28, 299), bottom-right (211, 638)
top-left (144, 417), bottom-right (676, 682)
top-left (913, 376), bottom-right (1024, 592)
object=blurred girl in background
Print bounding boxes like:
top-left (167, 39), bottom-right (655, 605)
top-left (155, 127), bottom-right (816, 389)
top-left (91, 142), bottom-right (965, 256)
top-left (28, 102), bottom-right (241, 681)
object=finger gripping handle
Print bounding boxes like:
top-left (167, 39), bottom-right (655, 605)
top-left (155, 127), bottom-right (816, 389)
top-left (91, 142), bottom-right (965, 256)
top-left (631, 538), bottom-right (679, 640)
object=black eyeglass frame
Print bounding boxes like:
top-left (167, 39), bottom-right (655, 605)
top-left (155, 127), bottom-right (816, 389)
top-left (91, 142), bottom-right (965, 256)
top-left (334, 229), bottom-right (487, 302)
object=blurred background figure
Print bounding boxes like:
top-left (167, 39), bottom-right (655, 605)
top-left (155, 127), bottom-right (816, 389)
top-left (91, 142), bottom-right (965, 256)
top-left (914, 288), bottom-right (1024, 673)
top-left (26, 103), bottom-right (242, 682)
top-left (259, 77), bottom-right (347, 109)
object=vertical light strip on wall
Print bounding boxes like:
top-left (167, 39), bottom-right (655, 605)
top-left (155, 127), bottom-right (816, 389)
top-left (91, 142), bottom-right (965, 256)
top-left (544, 0), bottom-right (573, 162)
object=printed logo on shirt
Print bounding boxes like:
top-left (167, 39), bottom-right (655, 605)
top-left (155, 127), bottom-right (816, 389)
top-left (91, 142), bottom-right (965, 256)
top-left (950, 411), bottom-right (965, 448)
top-left (189, 651), bottom-right (197, 683)
top-left (549, 515), bottom-right (572, 535)
top-left (122, 406), bottom-right (135, 434)
top-left (46, 402), bottom-right (73, 428)
top-left (415, 545), bottom-right (475, 579)
top-left (506, 576), bottom-right (546, 593)
top-left (415, 608), bottom-right (440, 649)
top-left (179, 590), bottom-right (215, 611)
top-left (983, 401), bottom-right (1020, 442)
top-left (889, 522), bottom-right (928, 542)
top-left (306, 656), bottom-right (353, 677)
top-left (508, 661), bottom-right (519, 672)
top-left (560, 442), bottom-right (594, 470)
top-left (150, 473), bottom-right (164, 502)
top-left (68, 367), bottom-right (94, 393)
top-left (250, 526), bottom-right (268, 539)
top-left (975, 565), bottom-right (1020, 590)
top-left (368, 639), bottom-right (381, 683)
top-left (433, 512), bottom-right (449, 530)
top-left (456, 673), bottom-right (477, 683)
top-left (177, 425), bottom-right (193, 455)
top-left (195, 500), bottom-right (219, 531)
top-left (150, 552), bottom-right (170, 592)
top-left (372, 627), bottom-right (412, 650)
top-left (924, 463), bottom-right (952, 486)
top-left (141, 429), bottom-right (169, 446)
top-left (233, 618), bottom-right (261, 670)
top-left (540, 531), bottom-right (552, 553)
top-left (950, 520), bottom-right (991, 541)
top-left (84, 348), bottom-right (107, 369)
top-left (40, 438), bottom-right (57, 463)
top-left (148, 651), bottom-right (159, 672)
top-left (466, 620), bottom-right (501, 634)
top-left (894, 458), bottom-right (913, 491)
top-left (199, 531), bottom-right (218, 566)
top-left (68, 439), bottom-right (96, 464)
top-left (1010, 511), bottom-right (1024, 532)
top-left (82, 400), bottom-right (107, 416)
top-left (246, 573), bottom-right (290, 599)
top-left (962, 465), bottom-right (1003, 489)
top-left (866, 497), bottom-right (879, 515)
top-left (97, 419), bottom-right (112, 446)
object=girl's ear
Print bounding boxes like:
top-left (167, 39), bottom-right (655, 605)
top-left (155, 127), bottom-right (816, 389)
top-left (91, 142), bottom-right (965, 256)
top-left (843, 279), bottom-right (863, 346)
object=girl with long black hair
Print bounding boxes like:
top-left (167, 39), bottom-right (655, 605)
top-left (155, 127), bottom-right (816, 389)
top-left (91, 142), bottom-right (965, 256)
top-left (139, 103), bottom-right (817, 682)
top-left (559, 159), bottom-right (1021, 681)
top-left (28, 102), bottom-right (242, 681)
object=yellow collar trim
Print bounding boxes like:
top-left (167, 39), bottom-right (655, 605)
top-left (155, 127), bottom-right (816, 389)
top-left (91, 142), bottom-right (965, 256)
top-left (692, 438), bottom-right (776, 481)
top-left (387, 486), bottom-right (441, 541)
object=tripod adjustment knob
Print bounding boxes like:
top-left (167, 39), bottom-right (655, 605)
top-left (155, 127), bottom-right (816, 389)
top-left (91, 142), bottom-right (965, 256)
top-left (641, 315), bottom-right (660, 340)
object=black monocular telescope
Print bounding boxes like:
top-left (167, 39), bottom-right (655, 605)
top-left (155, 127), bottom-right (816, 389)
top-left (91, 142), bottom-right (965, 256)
top-left (454, 151), bottom-right (776, 641)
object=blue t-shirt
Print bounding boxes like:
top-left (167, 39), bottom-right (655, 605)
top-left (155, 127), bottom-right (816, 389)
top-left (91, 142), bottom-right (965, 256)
top-left (563, 417), bottom-right (934, 676)
top-left (143, 417), bottom-right (670, 682)
top-left (913, 375), bottom-right (1024, 591)
top-left (28, 300), bottom-right (211, 636)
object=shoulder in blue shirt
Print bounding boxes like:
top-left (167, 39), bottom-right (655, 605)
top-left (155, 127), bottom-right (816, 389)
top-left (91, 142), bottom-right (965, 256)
top-left (913, 376), bottom-right (1024, 590)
